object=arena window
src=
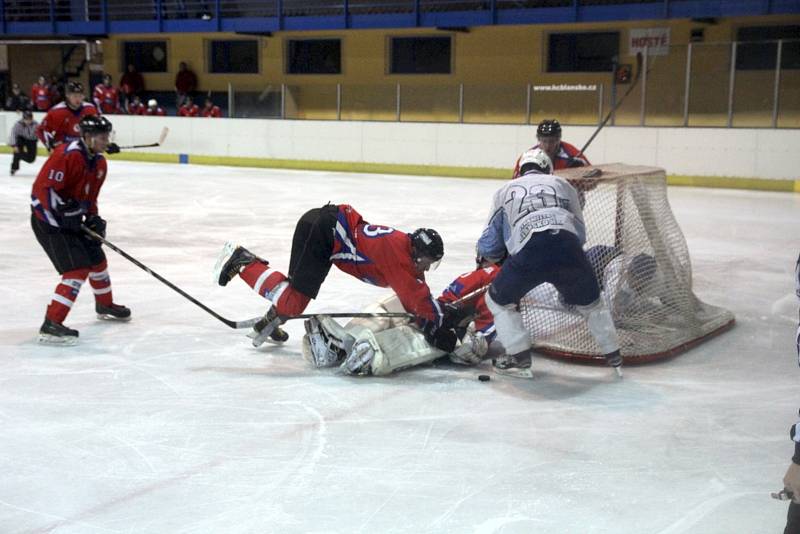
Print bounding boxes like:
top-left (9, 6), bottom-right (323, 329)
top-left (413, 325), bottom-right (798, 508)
top-left (286, 39), bottom-right (342, 75)
top-left (209, 40), bottom-right (260, 74)
top-left (389, 36), bottom-right (452, 75)
top-left (736, 25), bottom-right (800, 71)
top-left (547, 32), bottom-right (619, 73)
top-left (123, 41), bottom-right (168, 73)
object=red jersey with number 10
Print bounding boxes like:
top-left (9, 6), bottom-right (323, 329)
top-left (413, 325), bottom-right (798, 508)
top-left (330, 204), bottom-right (443, 325)
top-left (30, 140), bottom-right (107, 228)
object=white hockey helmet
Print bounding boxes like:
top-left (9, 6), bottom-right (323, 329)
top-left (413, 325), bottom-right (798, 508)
top-left (518, 148), bottom-right (553, 176)
top-left (147, 98), bottom-right (157, 107)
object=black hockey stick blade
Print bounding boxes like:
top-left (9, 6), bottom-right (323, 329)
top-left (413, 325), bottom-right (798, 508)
top-left (82, 226), bottom-right (255, 329)
top-left (771, 489), bottom-right (795, 501)
top-left (118, 127), bottom-right (169, 150)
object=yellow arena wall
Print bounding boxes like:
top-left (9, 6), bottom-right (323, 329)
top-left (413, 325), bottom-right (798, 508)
top-left (95, 13), bottom-right (800, 126)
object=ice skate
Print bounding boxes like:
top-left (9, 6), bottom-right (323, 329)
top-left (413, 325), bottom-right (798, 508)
top-left (96, 303), bottom-right (132, 321)
top-left (340, 340), bottom-right (375, 376)
top-left (604, 350), bottom-right (624, 377)
top-left (302, 316), bottom-right (345, 367)
top-left (492, 349), bottom-right (533, 378)
top-left (248, 306), bottom-right (285, 347)
top-left (38, 318), bottom-right (79, 346)
top-left (213, 241), bottom-right (259, 287)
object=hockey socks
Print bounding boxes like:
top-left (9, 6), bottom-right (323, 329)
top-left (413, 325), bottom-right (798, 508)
top-left (45, 267), bottom-right (90, 324)
top-left (239, 262), bottom-right (310, 316)
top-left (88, 260), bottom-right (113, 307)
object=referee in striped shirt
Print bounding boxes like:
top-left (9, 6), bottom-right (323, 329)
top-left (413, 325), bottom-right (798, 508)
top-left (9, 110), bottom-right (38, 176)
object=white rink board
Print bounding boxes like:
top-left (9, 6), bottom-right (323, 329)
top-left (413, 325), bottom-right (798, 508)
top-left (4, 110), bottom-right (800, 180)
top-left (1, 156), bottom-right (799, 533)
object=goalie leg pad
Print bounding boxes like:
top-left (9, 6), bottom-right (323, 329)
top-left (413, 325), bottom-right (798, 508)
top-left (341, 337), bottom-right (380, 376)
top-left (301, 315), bottom-right (351, 368)
top-left (485, 290), bottom-right (531, 355)
top-left (369, 325), bottom-right (444, 376)
top-left (576, 298), bottom-right (621, 355)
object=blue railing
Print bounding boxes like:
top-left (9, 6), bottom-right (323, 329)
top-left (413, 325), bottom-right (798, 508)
top-left (0, 0), bottom-right (797, 36)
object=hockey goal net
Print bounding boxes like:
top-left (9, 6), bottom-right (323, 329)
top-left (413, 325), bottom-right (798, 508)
top-left (520, 163), bottom-right (735, 364)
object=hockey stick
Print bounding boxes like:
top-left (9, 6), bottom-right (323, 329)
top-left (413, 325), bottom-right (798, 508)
top-left (448, 285), bottom-right (490, 308)
top-left (575, 52), bottom-right (644, 160)
top-left (283, 312), bottom-right (412, 321)
top-left (117, 127), bottom-right (169, 149)
top-left (82, 226), bottom-right (260, 329)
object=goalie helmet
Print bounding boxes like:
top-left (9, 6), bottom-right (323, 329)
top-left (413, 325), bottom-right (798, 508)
top-left (79, 115), bottom-right (113, 135)
top-left (537, 119), bottom-right (562, 139)
top-left (518, 148), bottom-right (552, 176)
top-left (411, 228), bottom-right (444, 270)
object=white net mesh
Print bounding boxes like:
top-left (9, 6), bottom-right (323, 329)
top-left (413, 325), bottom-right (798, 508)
top-left (520, 163), bottom-right (735, 363)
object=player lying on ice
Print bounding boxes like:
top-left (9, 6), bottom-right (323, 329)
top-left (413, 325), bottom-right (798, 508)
top-left (527, 245), bottom-right (666, 324)
top-left (213, 203), bottom-right (459, 349)
top-left (300, 254), bottom-right (504, 376)
top-left (477, 148), bottom-right (623, 378)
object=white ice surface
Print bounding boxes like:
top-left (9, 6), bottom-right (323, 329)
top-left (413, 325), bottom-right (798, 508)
top-left (1, 156), bottom-right (799, 534)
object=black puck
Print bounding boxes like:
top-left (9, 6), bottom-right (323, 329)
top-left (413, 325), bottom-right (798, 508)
top-left (478, 374), bottom-right (491, 382)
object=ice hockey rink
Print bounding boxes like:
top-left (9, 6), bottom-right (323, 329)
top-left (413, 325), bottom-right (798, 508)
top-left (1, 155), bottom-right (798, 534)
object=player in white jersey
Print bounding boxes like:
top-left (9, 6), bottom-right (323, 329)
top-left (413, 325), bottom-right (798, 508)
top-left (476, 148), bottom-right (622, 377)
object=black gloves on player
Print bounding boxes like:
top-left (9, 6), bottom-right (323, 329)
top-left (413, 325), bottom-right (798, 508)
top-left (424, 323), bottom-right (458, 353)
top-left (84, 214), bottom-right (107, 239)
top-left (441, 302), bottom-right (474, 329)
top-left (106, 143), bottom-right (120, 154)
top-left (565, 157), bottom-right (586, 168)
top-left (56, 199), bottom-right (84, 232)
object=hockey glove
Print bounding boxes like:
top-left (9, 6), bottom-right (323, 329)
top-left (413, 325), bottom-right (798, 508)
top-left (566, 157), bottom-right (586, 168)
top-left (423, 323), bottom-right (458, 353)
top-left (84, 214), bottom-right (107, 240)
top-left (441, 302), bottom-right (475, 330)
top-left (106, 143), bottom-right (120, 155)
top-left (56, 199), bottom-right (84, 232)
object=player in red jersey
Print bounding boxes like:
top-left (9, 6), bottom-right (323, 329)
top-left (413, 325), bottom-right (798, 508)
top-left (145, 98), bottom-right (167, 116)
top-left (312, 255), bottom-right (504, 376)
top-left (213, 204), bottom-right (450, 348)
top-left (36, 81), bottom-right (119, 154)
top-left (511, 119), bottom-right (590, 178)
top-left (201, 97), bottom-right (221, 118)
top-left (92, 74), bottom-right (122, 114)
top-left (127, 95), bottom-right (147, 115)
top-left (178, 96), bottom-right (200, 117)
top-left (30, 115), bottom-right (130, 345)
top-left (31, 75), bottom-right (52, 111)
